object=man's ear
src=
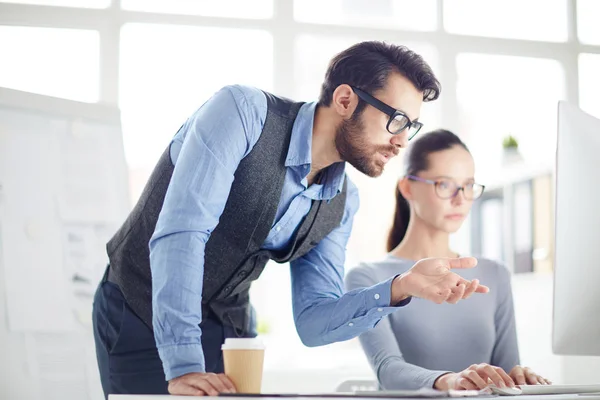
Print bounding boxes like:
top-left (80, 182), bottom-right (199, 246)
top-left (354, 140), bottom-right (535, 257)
top-left (398, 177), bottom-right (413, 201)
top-left (331, 84), bottom-right (357, 119)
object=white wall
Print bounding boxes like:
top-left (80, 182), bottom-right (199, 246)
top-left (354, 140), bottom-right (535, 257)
top-left (511, 273), bottom-right (563, 381)
top-left (0, 89), bottom-right (127, 400)
top-left (513, 273), bottom-right (600, 384)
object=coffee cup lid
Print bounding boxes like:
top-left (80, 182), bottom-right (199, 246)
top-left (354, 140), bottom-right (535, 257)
top-left (221, 338), bottom-right (265, 350)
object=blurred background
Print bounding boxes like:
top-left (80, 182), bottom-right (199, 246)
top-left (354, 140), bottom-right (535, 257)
top-left (0, 0), bottom-right (599, 399)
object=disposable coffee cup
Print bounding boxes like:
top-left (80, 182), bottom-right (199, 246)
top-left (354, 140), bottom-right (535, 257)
top-left (222, 338), bottom-right (265, 393)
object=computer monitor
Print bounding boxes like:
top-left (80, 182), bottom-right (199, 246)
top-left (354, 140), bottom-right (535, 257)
top-left (552, 101), bottom-right (600, 356)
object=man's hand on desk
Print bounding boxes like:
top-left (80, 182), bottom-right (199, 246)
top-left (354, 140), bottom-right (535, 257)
top-left (391, 257), bottom-right (490, 305)
top-left (168, 372), bottom-right (237, 396)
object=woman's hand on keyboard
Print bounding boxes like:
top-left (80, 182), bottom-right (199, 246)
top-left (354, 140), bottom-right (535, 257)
top-left (509, 365), bottom-right (552, 386)
top-left (434, 363), bottom-right (515, 391)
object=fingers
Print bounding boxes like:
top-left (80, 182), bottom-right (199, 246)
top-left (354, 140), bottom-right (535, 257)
top-left (478, 364), bottom-right (514, 388)
top-left (463, 369), bottom-right (488, 389)
top-left (474, 284), bottom-right (490, 293)
top-left (427, 280), bottom-right (487, 304)
top-left (524, 369), bottom-right (540, 385)
top-left (495, 367), bottom-right (516, 388)
top-left (536, 376), bottom-right (547, 385)
top-left (447, 257), bottom-right (478, 270)
top-left (204, 373), bottom-right (231, 394)
top-left (169, 377), bottom-right (208, 396)
top-left (431, 288), bottom-right (452, 304)
top-left (522, 368), bottom-right (549, 386)
top-left (459, 277), bottom-right (490, 296)
top-left (456, 376), bottom-right (479, 391)
top-left (511, 367), bottom-right (527, 386)
top-left (169, 373), bottom-right (233, 397)
top-left (217, 373), bottom-right (237, 393)
top-left (510, 365), bottom-right (551, 386)
top-left (462, 279), bottom-right (479, 299)
top-left (413, 257), bottom-right (489, 304)
top-left (446, 283), bottom-right (466, 304)
top-left (445, 278), bottom-right (487, 304)
top-left (169, 384), bottom-right (205, 396)
top-left (441, 274), bottom-right (488, 301)
top-left (191, 378), bottom-right (222, 397)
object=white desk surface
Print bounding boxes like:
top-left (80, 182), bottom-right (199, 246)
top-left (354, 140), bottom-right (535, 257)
top-left (109, 395), bottom-right (600, 400)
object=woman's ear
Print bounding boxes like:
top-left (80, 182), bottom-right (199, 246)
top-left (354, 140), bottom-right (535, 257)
top-left (398, 177), bottom-right (413, 201)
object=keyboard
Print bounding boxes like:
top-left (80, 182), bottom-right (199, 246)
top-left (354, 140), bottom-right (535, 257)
top-left (519, 384), bottom-right (600, 396)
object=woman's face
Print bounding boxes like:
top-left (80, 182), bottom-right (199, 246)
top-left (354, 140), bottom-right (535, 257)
top-left (403, 145), bottom-right (477, 234)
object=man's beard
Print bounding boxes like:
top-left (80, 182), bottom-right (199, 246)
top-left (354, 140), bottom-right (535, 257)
top-left (335, 112), bottom-right (398, 178)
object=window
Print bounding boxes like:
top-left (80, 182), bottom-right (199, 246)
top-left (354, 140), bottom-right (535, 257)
top-left (579, 53), bottom-right (600, 118)
top-left (444, 0), bottom-right (568, 42)
top-left (1, 0), bottom-right (110, 7)
top-left (121, 0), bottom-right (273, 19)
top-left (294, 0), bottom-right (438, 31)
top-left (294, 35), bottom-right (358, 102)
top-left (0, 26), bottom-right (100, 102)
top-left (456, 54), bottom-right (566, 176)
top-left (119, 23), bottom-right (273, 200)
top-left (577, 0), bottom-right (600, 45)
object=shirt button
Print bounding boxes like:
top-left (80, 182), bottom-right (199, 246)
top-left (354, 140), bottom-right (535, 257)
top-left (374, 293), bottom-right (380, 300)
top-left (276, 226), bottom-right (281, 232)
top-left (348, 322), bottom-right (354, 327)
top-left (377, 308), bottom-right (383, 312)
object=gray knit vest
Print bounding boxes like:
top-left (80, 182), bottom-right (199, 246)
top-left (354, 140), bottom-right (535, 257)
top-left (106, 91), bottom-right (347, 336)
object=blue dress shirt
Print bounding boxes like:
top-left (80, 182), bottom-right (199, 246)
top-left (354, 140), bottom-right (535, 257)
top-left (149, 85), bottom-right (408, 380)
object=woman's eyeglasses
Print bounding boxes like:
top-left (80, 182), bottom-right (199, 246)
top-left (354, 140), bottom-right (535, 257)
top-left (407, 175), bottom-right (485, 200)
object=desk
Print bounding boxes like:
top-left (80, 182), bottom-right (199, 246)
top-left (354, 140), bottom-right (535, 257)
top-left (110, 395), bottom-right (600, 400)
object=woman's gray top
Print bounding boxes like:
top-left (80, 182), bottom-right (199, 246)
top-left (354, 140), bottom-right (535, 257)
top-left (345, 255), bottom-right (519, 390)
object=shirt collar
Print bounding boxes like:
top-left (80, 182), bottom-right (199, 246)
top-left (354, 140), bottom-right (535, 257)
top-left (285, 102), bottom-right (315, 168)
top-left (285, 102), bottom-right (346, 198)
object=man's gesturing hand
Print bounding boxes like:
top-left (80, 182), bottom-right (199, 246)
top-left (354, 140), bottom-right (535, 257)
top-left (392, 257), bottom-right (489, 305)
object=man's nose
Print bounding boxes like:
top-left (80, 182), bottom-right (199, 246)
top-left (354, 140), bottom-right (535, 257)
top-left (391, 130), bottom-right (409, 149)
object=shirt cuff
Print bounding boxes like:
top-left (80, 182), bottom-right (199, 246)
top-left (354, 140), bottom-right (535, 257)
top-left (351, 277), bottom-right (411, 324)
top-left (368, 276), bottom-right (412, 309)
top-left (395, 296), bottom-right (413, 307)
top-left (157, 343), bottom-right (206, 381)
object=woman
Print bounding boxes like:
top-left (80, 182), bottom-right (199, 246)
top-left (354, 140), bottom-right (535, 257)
top-left (345, 129), bottom-right (550, 391)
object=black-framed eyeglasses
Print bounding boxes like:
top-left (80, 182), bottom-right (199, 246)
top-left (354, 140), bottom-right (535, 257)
top-left (351, 86), bottom-right (423, 140)
top-left (407, 175), bottom-right (486, 200)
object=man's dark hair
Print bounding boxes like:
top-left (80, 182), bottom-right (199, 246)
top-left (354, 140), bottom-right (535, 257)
top-left (319, 41), bottom-right (441, 113)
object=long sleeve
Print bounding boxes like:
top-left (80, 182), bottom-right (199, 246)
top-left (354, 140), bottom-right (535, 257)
top-left (490, 264), bottom-right (520, 372)
top-left (290, 182), bottom-right (411, 348)
top-left (149, 85), bottom-right (267, 380)
top-left (345, 267), bottom-right (449, 390)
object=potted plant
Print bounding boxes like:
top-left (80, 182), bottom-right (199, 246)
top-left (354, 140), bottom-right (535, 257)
top-left (502, 134), bottom-right (523, 165)
top-left (256, 318), bottom-right (271, 336)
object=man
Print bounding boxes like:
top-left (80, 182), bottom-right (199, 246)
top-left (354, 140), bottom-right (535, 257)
top-left (92, 41), bottom-right (489, 398)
